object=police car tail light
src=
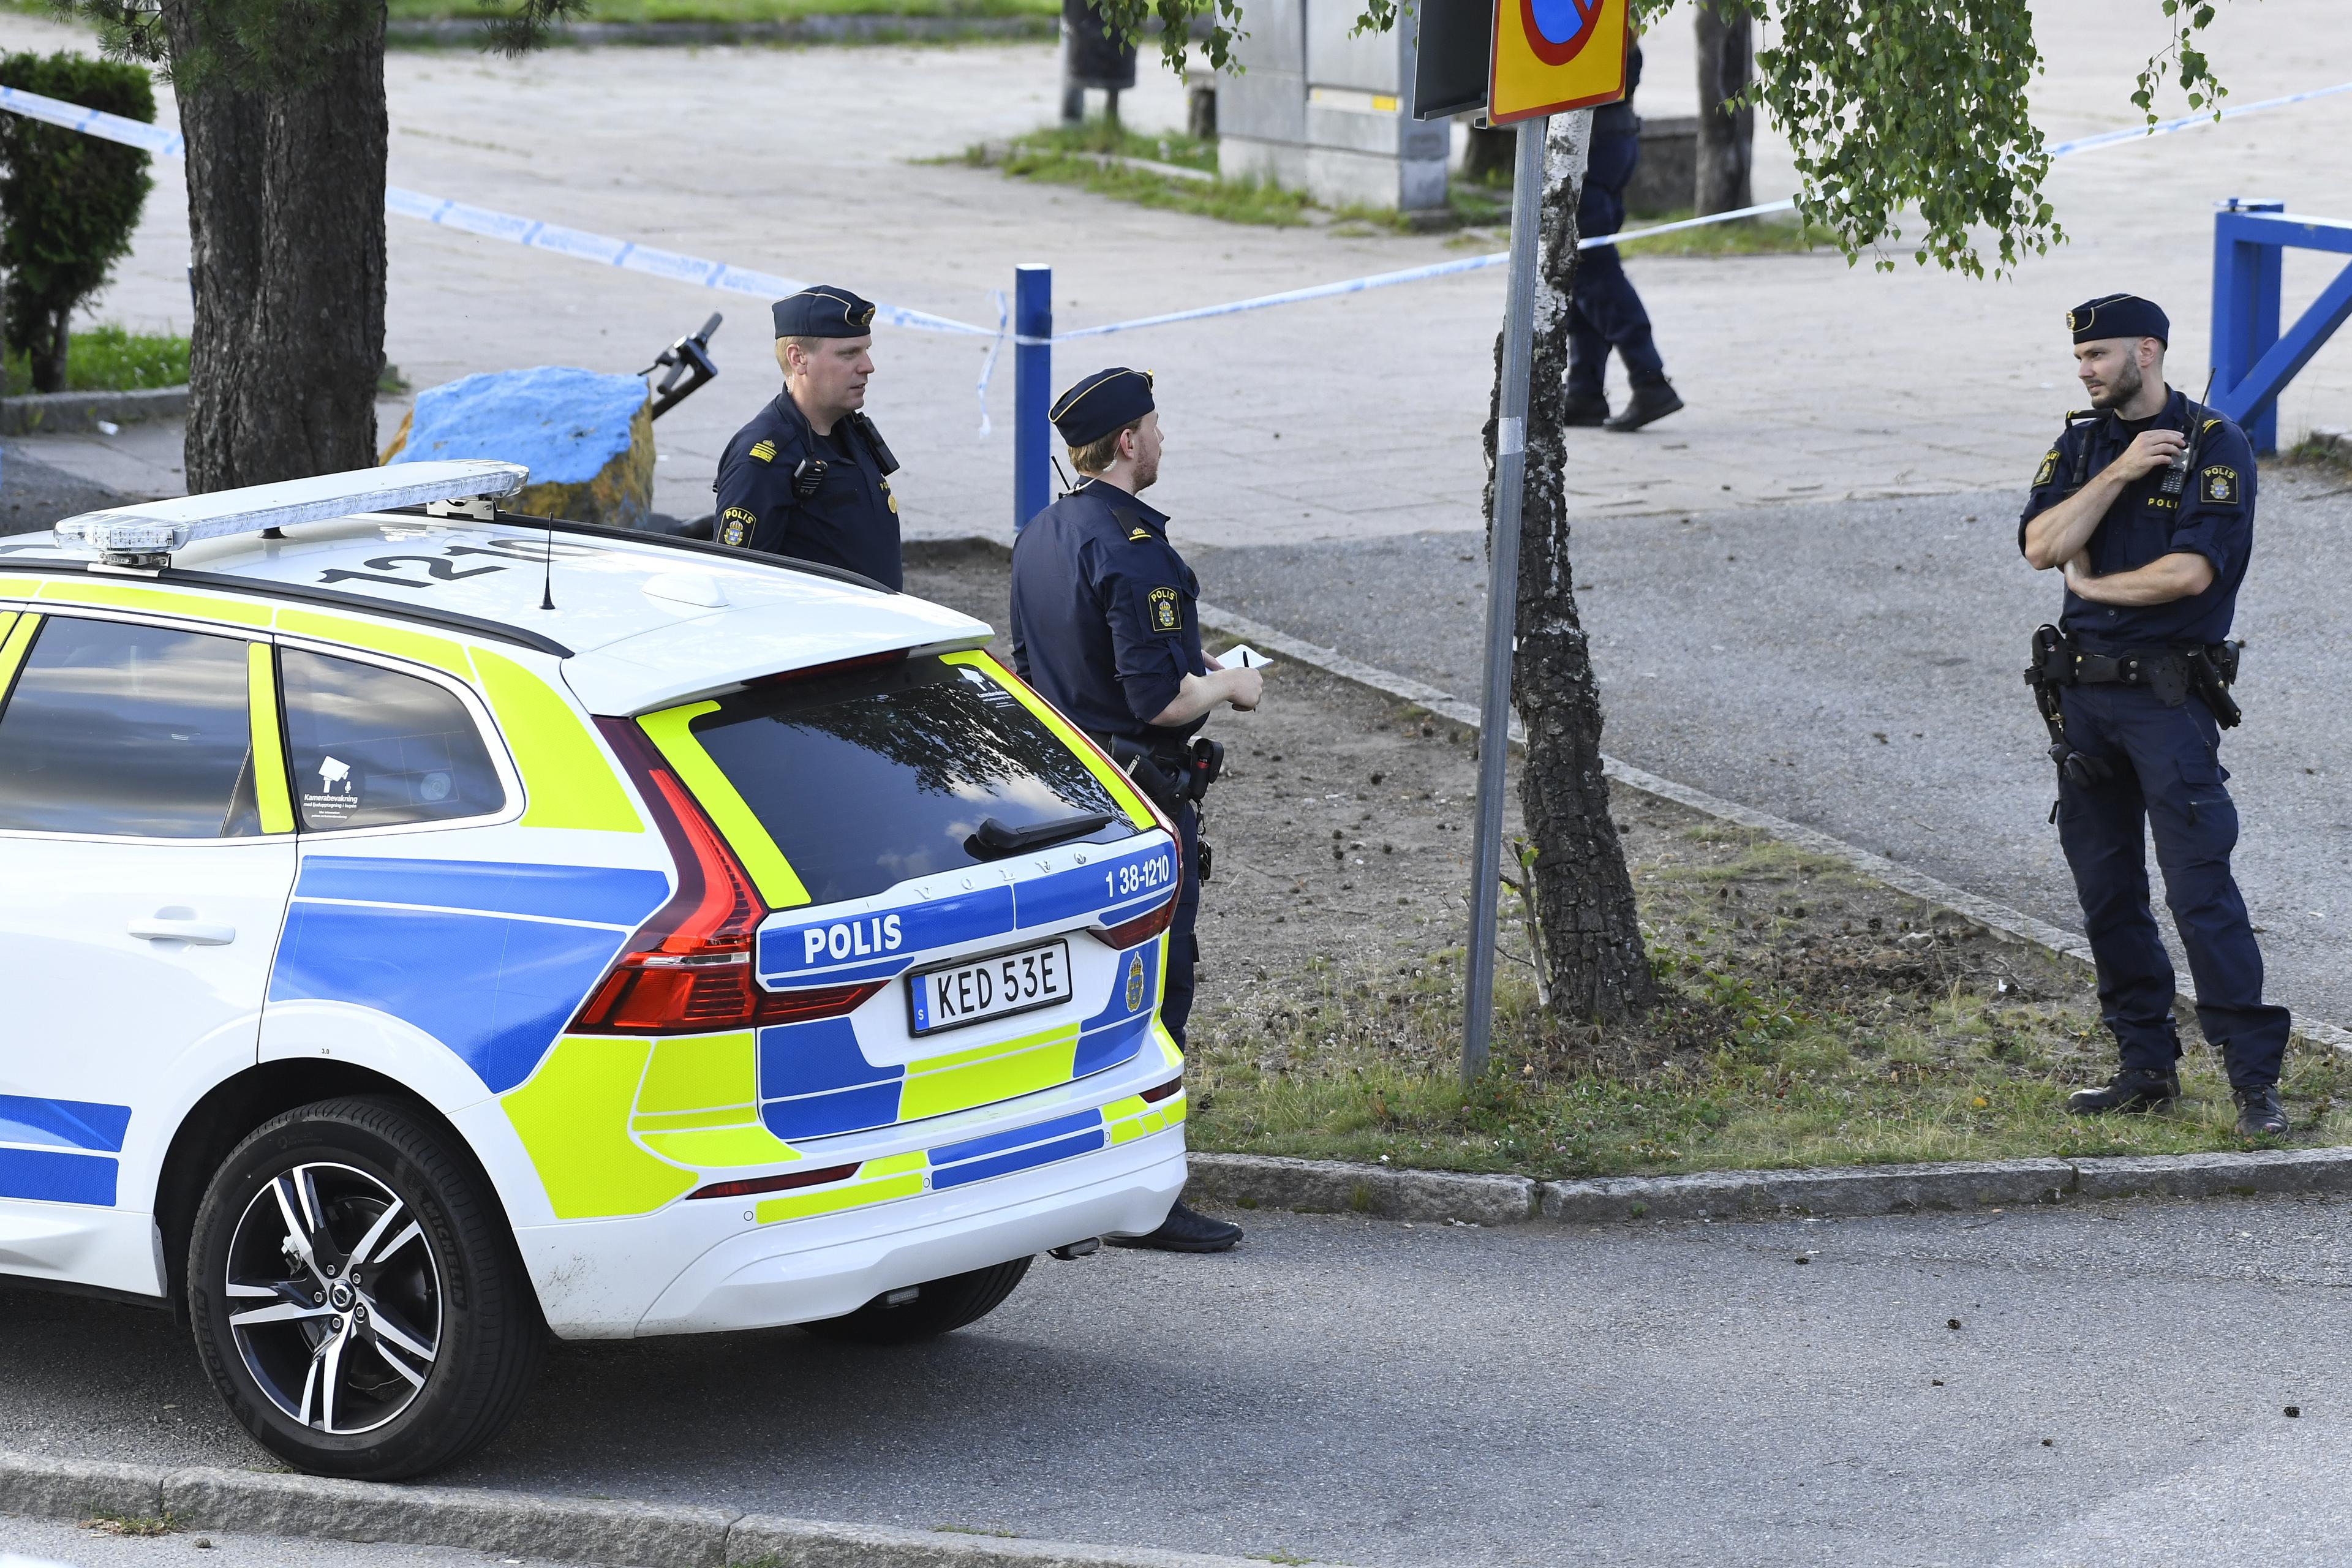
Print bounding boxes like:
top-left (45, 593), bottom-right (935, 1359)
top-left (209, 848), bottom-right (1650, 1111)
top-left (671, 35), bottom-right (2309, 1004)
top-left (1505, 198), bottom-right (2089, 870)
top-left (572, 718), bottom-right (880, 1034)
top-left (1090, 884), bottom-right (1181, 951)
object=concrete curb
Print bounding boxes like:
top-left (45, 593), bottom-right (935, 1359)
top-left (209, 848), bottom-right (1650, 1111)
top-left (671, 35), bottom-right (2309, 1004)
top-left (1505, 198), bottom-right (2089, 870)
top-left (1186, 598), bottom-right (2352, 1057)
top-left (0, 1453), bottom-right (1332, 1568)
top-left (1186, 1147), bottom-right (2352, 1227)
top-left (0, 386), bottom-right (186, 436)
top-left (1185, 1152), bottom-right (1537, 1226)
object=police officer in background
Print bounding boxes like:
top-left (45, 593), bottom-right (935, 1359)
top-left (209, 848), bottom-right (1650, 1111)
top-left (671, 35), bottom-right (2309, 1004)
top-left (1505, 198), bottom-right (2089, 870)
top-left (712, 285), bottom-right (903, 589)
top-left (1562, 35), bottom-right (1683, 433)
top-left (1010, 368), bottom-right (1259, 1253)
top-left (2019, 292), bottom-right (2291, 1136)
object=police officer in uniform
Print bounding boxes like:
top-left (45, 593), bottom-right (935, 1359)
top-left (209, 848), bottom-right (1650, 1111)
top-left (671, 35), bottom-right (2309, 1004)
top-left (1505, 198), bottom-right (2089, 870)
top-left (1009, 367), bottom-right (1260, 1253)
top-left (1562, 37), bottom-right (1683, 433)
top-left (2019, 293), bottom-right (2291, 1136)
top-left (712, 285), bottom-right (904, 589)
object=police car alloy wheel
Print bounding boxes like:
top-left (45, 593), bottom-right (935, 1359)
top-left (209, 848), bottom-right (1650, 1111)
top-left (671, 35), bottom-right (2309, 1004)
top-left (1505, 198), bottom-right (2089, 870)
top-left (799, 1256), bottom-right (1033, 1346)
top-left (187, 1097), bottom-right (546, 1480)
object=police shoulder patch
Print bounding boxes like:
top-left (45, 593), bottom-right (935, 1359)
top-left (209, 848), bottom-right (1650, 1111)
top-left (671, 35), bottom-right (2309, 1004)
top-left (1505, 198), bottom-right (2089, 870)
top-left (718, 505), bottom-right (758, 548)
top-left (2034, 448), bottom-right (2059, 488)
top-left (748, 439), bottom-right (778, 463)
top-left (1146, 585), bottom-right (1182, 633)
top-left (2200, 464), bottom-right (2241, 505)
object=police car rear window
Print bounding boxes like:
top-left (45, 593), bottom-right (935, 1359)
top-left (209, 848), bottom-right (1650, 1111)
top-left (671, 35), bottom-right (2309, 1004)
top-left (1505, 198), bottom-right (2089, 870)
top-left (688, 656), bottom-right (1130, 907)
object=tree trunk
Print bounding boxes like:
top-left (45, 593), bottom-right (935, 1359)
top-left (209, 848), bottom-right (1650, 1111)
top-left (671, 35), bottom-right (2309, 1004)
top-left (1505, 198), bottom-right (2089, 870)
top-left (1462, 123), bottom-right (1515, 186)
top-left (1485, 112), bottom-right (1657, 1023)
top-left (33, 309), bottom-right (67, 394)
top-left (1693, 0), bottom-right (1754, 215)
top-left (168, 2), bottom-right (389, 492)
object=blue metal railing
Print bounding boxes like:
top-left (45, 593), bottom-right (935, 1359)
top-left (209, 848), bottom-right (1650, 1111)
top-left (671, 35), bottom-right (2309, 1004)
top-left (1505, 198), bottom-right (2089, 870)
top-left (2211, 198), bottom-right (2352, 454)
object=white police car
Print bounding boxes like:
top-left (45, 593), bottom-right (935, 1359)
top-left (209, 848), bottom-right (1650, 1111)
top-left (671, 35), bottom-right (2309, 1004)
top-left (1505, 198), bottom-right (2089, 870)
top-left (0, 462), bottom-right (1187, 1479)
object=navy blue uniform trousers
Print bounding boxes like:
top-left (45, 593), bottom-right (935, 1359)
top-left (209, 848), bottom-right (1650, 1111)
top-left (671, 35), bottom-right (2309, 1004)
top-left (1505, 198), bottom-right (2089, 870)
top-left (1567, 132), bottom-right (1665, 398)
top-left (1164, 801), bottom-right (1201, 1049)
top-left (2056, 683), bottom-right (2291, 1087)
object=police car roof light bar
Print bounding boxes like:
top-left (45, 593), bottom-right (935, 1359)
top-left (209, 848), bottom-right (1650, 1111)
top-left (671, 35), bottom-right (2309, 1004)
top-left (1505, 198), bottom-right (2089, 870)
top-left (53, 460), bottom-right (532, 566)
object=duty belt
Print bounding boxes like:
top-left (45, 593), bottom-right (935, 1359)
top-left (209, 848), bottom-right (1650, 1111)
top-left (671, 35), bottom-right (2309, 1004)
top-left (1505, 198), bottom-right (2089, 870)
top-left (2023, 625), bottom-right (2244, 799)
top-left (2026, 631), bottom-right (2242, 719)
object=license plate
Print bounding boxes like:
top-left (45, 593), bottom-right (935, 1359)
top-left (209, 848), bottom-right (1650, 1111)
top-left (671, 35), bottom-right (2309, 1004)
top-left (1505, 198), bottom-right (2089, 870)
top-left (907, 940), bottom-right (1072, 1036)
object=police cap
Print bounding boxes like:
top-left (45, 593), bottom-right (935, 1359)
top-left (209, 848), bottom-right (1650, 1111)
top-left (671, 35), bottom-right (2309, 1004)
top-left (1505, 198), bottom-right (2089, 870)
top-left (2067, 293), bottom-right (2168, 346)
top-left (773, 285), bottom-right (878, 339)
top-left (1050, 367), bottom-right (1154, 447)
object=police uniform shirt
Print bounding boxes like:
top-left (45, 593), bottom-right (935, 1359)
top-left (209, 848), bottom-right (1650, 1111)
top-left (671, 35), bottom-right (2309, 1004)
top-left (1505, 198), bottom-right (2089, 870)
top-left (1008, 478), bottom-right (1207, 745)
top-left (2018, 386), bottom-right (2255, 650)
top-left (713, 391), bottom-right (903, 590)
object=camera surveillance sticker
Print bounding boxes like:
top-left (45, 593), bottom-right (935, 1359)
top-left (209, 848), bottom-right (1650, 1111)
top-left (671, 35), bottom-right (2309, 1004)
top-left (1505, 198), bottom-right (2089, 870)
top-left (304, 754), bottom-right (358, 824)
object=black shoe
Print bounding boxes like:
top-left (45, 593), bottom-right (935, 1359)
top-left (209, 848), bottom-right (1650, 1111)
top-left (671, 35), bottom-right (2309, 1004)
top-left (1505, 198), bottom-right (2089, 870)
top-left (2067, 1066), bottom-right (2180, 1115)
top-left (2234, 1085), bottom-right (2290, 1137)
top-left (1105, 1200), bottom-right (1242, 1253)
top-left (1563, 391), bottom-right (1610, 427)
top-left (1604, 382), bottom-right (1684, 432)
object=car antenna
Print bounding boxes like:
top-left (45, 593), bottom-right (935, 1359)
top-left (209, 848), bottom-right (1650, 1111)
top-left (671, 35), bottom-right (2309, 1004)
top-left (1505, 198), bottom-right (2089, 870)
top-left (539, 516), bottom-right (557, 611)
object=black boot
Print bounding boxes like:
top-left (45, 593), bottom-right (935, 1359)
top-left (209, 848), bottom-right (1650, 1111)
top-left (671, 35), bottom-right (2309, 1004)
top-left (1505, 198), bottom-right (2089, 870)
top-left (1604, 380), bottom-right (1683, 432)
top-left (2067, 1066), bottom-right (2180, 1115)
top-left (2234, 1085), bottom-right (2290, 1137)
top-left (1106, 1200), bottom-right (1243, 1254)
top-left (1563, 390), bottom-right (1610, 426)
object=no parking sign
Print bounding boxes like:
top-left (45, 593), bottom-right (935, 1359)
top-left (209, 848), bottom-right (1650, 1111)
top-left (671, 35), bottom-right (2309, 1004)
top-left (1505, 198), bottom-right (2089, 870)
top-left (1490, 0), bottom-right (1629, 123)
top-left (1406, 0), bottom-right (1628, 125)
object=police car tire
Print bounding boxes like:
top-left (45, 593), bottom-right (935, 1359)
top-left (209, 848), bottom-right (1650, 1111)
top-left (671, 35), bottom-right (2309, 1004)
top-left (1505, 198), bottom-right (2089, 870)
top-left (186, 1095), bottom-right (546, 1480)
top-left (799, 1256), bottom-right (1033, 1346)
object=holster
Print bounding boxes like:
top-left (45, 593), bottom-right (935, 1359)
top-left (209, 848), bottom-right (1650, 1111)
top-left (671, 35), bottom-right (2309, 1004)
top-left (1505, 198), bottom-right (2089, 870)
top-left (1091, 732), bottom-right (1188, 818)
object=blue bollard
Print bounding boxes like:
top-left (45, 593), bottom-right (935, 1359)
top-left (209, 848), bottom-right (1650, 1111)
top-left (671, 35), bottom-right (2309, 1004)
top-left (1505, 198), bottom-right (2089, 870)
top-left (1014, 263), bottom-right (1052, 530)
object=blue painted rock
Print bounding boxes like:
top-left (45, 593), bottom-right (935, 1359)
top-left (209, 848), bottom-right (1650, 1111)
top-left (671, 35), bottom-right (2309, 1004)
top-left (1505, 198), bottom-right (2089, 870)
top-left (381, 366), bottom-right (654, 529)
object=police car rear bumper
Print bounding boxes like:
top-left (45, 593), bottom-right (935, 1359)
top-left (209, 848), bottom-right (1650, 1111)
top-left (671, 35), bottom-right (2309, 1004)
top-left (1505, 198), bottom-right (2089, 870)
top-left (620, 1128), bottom-right (1185, 1337)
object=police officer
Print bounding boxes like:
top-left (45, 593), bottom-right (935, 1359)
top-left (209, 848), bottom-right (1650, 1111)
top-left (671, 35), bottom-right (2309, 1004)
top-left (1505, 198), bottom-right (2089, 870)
top-left (1563, 36), bottom-right (1683, 433)
top-left (2019, 292), bottom-right (2291, 1136)
top-left (1009, 367), bottom-right (1260, 1253)
top-left (712, 285), bottom-right (903, 589)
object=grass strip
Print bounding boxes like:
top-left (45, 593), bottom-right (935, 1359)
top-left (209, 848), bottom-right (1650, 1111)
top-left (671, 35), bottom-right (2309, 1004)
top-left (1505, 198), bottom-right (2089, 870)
top-left (1188, 821), bottom-right (2350, 1180)
top-left (3, 325), bottom-right (189, 397)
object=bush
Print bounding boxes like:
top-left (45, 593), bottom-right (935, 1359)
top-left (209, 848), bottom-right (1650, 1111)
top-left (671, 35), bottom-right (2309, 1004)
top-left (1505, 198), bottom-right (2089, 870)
top-left (0, 53), bottom-right (155, 394)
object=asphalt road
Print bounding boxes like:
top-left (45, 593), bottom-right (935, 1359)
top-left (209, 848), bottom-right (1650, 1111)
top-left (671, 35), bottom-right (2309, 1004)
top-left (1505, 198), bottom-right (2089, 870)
top-left (1189, 463), bottom-right (2352, 1031)
top-left (1, 448), bottom-right (122, 538)
top-left (8, 1196), bottom-right (2352, 1568)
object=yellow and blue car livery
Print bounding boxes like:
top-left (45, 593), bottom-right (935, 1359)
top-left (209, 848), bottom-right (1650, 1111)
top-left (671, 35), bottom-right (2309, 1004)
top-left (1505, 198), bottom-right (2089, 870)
top-left (0, 464), bottom-right (1189, 1341)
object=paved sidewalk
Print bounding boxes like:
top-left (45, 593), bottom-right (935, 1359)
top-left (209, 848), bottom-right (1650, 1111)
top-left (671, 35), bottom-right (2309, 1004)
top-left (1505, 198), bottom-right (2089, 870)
top-left (2, 0), bottom-right (2349, 533)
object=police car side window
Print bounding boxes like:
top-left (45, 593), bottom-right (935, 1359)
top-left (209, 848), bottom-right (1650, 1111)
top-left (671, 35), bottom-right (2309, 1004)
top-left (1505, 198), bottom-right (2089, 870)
top-left (0, 616), bottom-right (263, 839)
top-left (278, 648), bottom-right (504, 832)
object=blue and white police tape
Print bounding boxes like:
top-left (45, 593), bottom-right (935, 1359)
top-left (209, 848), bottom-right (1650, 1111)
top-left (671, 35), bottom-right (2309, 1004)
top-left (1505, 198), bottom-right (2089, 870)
top-left (0, 81), bottom-right (1005, 427)
top-left (8, 69), bottom-right (2351, 420)
top-left (1056, 77), bottom-right (2352, 341)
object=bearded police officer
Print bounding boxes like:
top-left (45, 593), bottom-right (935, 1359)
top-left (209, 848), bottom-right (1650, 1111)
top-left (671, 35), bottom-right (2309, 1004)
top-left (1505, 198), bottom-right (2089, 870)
top-left (1010, 368), bottom-right (1259, 1253)
top-left (712, 285), bottom-right (903, 589)
top-left (2019, 292), bottom-right (2291, 1136)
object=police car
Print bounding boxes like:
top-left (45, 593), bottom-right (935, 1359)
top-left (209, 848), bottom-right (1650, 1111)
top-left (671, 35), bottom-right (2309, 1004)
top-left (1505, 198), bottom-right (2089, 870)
top-left (0, 462), bottom-right (1188, 1479)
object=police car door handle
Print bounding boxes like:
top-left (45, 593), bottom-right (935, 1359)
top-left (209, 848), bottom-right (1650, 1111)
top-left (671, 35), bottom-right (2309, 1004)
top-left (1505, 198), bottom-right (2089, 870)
top-left (129, 914), bottom-right (237, 946)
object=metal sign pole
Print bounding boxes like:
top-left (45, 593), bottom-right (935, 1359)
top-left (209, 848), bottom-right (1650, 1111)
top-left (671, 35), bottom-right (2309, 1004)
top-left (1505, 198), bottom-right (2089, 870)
top-left (1461, 115), bottom-right (1548, 1090)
